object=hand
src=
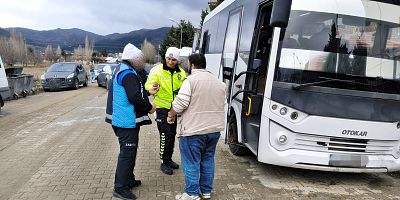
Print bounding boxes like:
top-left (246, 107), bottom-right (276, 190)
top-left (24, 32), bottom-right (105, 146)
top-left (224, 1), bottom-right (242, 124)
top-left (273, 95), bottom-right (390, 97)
top-left (149, 103), bottom-right (156, 114)
top-left (167, 111), bottom-right (176, 124)
top-left (148, 82), bottom-right (159, 95)
top-left (167, 115), bottom-right (175, 124)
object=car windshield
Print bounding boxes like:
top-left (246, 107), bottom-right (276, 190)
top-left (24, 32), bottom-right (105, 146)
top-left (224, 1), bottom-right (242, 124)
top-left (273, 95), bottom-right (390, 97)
top-left (275, 9), bottom-right (400, 95)
top-left (47, 63), bottom-right (76, 72)
top-left (110, 64), bottom-right (118, 72)
top-left (96, 64), bottom-right (106, 71)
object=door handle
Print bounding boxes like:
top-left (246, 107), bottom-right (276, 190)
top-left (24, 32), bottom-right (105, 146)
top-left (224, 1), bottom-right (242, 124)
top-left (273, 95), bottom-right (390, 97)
top-left (246, 96), bottom-right (252, 116)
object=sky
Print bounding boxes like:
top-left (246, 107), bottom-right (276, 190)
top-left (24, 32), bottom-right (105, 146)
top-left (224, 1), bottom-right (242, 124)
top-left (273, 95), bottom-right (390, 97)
top-left (0, 0), bottom-right (210, 35)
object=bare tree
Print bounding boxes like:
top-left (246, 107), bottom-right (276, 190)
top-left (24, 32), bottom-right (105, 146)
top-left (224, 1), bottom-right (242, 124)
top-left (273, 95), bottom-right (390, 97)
top-left (26, 47), bottom-right (43, 67)
top-left (84, 35), bottom-right (94, 61)
top-left (44, 45), bottom-right (54, 62)
top-left (0, 37), bottom-right (13, 66)
top-left (73, 45), bottom-right (83, 61)
top-left (55, 45), bottom-right (62, 60)
top-left (142, 38), bottom-right (156, 64)
top-left (0, 29), bottom-right (28, 66)
top-left (0, 30), bottom-right (42, 67)
top-left (70, 35), bottom-right (95, 62)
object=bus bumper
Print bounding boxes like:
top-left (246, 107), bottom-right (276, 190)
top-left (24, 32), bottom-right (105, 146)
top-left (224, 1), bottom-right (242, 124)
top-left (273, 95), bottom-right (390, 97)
top-left (258, 148), bottom-right (400, 172)
top-left (257, 121), bottom-right (400, 173)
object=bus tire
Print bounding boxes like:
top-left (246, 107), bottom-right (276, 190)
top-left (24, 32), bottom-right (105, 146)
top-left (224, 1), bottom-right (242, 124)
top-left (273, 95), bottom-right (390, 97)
top-left (228, 114), bottom-right (248, 156)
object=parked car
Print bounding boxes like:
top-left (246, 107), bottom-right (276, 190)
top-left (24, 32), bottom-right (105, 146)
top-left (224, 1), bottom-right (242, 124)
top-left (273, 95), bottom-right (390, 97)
top-left (97, 63), bottom-right (119, 89)
top-left (41, 62), bottom-right (88, 91)
top-left (94, 63), bottom-right (107, 78)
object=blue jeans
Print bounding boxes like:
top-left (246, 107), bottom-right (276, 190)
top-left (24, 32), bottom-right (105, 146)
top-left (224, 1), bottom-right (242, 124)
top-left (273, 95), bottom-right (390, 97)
top-left (90, 71), bottom-right (96, 81)
top-left (112, 126), bottom-right (140, 190)
top-left (179, 132), bottom-right (220, 196)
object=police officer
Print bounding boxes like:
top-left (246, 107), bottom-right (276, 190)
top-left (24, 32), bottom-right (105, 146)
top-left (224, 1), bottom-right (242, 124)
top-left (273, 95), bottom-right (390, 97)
top-left (106, 43), bottom-right (156, 200)
top-left (145, 47), bottom-right (187, 175)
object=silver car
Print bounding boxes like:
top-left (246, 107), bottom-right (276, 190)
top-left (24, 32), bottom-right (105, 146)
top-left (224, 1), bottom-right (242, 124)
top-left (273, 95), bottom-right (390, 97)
top-left (97, 63), bottom-right (119, 89)
top-left (41, 62), bottom-right (88, 91)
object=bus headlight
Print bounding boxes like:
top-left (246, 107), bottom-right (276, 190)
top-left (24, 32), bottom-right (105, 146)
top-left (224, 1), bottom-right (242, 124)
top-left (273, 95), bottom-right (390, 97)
top-left (290, 112), bottom-right (298, 120)
top-left (270, 101), bottom-right (308, 123)
top-left (270, 121), bottom-right (294, 151)
top-left (394, 144), bottom-right (400, 159)
top-left (280, 107), bottom-right (288, 115)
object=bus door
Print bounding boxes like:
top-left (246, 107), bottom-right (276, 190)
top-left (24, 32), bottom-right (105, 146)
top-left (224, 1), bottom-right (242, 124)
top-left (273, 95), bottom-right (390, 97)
top-left (221, 7), bottom-right (244, 119)
top-left (242, 3), bottom-right (274, 153)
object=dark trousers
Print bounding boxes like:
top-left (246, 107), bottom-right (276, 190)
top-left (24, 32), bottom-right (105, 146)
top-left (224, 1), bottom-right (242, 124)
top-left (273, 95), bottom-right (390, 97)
top-left (156, 108), bottom-right (177, 163)
top-left (113, 126), bottom-right (140, 190)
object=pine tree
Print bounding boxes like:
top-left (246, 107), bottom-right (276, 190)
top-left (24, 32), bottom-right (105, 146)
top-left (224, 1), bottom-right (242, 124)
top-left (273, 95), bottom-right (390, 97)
top-left (159, 20), bottom-right (195, 64)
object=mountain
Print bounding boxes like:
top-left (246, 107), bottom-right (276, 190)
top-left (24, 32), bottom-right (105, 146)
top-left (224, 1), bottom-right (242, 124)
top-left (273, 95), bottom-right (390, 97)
top-left (97, 27), bottom-right (170, 52)
top-left (0, 27), bottom-right (10, 37)
top-left (2, 27), bottom-right (170, 52)
top-left (6, 28), bottom-right (102, 50)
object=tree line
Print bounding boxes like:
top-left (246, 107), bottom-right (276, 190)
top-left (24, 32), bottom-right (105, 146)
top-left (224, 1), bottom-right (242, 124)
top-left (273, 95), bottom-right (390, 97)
top-left (0, 1), bottom-right (224, 67)
top-left (158, 0), bottom-right (224, 63)
top-left (0, 30), bottom-right (42, 67)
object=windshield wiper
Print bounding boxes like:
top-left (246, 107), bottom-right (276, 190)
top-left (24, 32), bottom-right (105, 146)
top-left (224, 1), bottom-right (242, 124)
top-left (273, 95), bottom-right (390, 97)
top-left (292, 77), bottom-right (367, 90)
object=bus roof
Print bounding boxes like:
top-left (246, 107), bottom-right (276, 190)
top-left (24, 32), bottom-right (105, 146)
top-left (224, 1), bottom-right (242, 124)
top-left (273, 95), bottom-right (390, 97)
top-left (371, 0), bottom-right (400, 5)
top-left (204, 0), bottom-right (235, 22)
top-left (292, 0), bottom-right (400, 24)
top-left (204, 0), bottom-right (400, 24)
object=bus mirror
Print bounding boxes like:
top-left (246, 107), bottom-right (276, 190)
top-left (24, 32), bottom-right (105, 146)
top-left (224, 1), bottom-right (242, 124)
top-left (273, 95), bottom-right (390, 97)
top-left (252, 59), bottom-right (262, 70)
top-left (270, 0), bottom-right (293, 28)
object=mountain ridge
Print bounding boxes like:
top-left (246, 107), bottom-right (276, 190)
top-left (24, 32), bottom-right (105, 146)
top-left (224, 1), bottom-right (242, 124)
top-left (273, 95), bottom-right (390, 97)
top-left (0, 27), bottom-right (170, 52)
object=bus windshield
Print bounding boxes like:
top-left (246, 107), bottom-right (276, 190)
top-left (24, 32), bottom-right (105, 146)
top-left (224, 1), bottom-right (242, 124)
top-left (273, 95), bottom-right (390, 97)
top-left (274, 10), bottom-right (400, 95)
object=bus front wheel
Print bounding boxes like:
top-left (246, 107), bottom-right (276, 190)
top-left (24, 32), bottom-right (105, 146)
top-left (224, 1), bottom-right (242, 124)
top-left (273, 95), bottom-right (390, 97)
top-left (228, 114), bottom-right (248, 156)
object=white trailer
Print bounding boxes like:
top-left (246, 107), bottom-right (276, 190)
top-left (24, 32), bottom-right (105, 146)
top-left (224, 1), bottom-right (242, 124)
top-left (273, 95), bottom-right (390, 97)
top-left (199, 0), bottom-right (400, 172)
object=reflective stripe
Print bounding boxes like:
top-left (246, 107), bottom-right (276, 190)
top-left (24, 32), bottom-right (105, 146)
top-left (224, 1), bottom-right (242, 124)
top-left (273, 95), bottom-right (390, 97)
top-left (154, 96), bottom-right (172, 109)
top-left (136, 115), bottom-right (150, 123)
top-left (107, 114), bottom-right (150, 123)
top-left (106, 114), bottom-right (150, 123)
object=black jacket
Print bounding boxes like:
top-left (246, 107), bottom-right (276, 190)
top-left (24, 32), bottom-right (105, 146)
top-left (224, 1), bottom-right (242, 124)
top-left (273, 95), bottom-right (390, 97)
top-left (105, 61), bottom-right (152, 126)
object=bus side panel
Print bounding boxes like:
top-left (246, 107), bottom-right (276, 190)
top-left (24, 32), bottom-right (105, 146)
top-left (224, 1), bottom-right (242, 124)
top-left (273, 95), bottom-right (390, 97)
top-left (205, 54), bottom-right (223, 79)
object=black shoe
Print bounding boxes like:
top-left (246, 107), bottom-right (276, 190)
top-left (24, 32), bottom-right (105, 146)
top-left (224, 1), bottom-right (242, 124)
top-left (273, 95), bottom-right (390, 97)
top-left (160, 163), bottom-right (173, 175)
top-left (128, 180), bottom-right (141, 189)
top-left (113, 189), bottom-right (137, 200)
top-left (165, 160), bottom-right (179, 169)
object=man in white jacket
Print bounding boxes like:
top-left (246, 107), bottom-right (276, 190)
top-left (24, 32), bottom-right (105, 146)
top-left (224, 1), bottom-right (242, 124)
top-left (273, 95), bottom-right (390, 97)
top-left (167, 53), bottom-right (226, 200)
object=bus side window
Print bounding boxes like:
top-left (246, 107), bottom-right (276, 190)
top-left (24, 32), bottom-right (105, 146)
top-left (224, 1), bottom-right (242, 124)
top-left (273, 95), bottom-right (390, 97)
top-left (201, 31), bottom-right (209, 55)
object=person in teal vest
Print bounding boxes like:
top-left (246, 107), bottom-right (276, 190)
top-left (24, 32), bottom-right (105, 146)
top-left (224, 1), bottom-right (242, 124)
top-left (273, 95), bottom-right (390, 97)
top-left (106, 43), bottom-right (156, 200)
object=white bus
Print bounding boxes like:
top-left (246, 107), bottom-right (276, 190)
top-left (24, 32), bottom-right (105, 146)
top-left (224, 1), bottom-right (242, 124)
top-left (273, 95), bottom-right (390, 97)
top-left (198, 0), bottom-right (400, 172)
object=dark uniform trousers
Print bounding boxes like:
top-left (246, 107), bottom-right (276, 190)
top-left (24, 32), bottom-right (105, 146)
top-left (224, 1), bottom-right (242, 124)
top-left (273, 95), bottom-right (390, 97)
top-left (112, 126), bottom-right (140, 190)
top-left (156, 108), bottom-right (177, 163)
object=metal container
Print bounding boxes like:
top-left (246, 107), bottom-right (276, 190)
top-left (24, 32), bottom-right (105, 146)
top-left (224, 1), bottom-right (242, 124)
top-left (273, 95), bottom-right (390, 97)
top-left (7, 74), bottom-right (34, 99)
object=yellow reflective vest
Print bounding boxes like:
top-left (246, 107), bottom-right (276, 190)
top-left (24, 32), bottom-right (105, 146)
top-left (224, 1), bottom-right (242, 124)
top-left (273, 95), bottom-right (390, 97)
top-left (145, 64), bottom-right (187, 109)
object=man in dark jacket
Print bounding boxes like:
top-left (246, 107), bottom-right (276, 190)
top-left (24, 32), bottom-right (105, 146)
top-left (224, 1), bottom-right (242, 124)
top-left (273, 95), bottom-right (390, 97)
top-left (105, 43), bottom-right (156, 200)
